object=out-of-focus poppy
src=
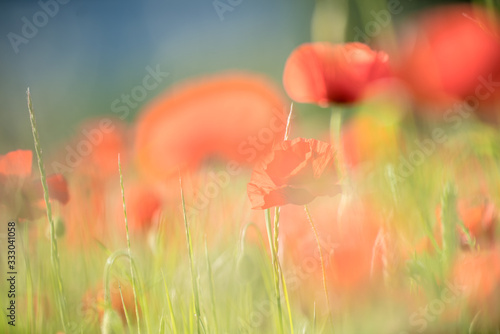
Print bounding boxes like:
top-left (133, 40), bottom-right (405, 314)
top-left (115, 183), bottom-right (162, 233)
top-left (135, 73), bottom-right (287, 180)
top-left (53, 118), bottom-right (129, 178)
top-left (274, 197), bottom-right (389, 309)
top-left (59, 175), bottom-right (108, 248)
top-left (325, 202), bottom-right (386, 292)
top-left (396, 5), bottom-right (500, 107)
top-left (283, 42), bottom-right (392, 105)
top-left (0, 150), bottom-right (69, 220)
top-left (456, 200), bottom-right (496, 247)
top-left (453, 248), bottom-right (500, 324)
top-left (247, 138), bottom-right (340, 209)
top-left (53, 118), bottom-right (128, 248)
top-left (33, 173), bottom-right (70, 204)
top-left (82, 280), bottom-right (139, 325)
top-left (0, 149), bottom-right (32, 176)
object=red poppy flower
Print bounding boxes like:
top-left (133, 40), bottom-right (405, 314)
top-left (0, 150), bottom-right (69, 220)
top-left (397, 5), bottom-right (500, 106)
top-left (283, 42), bottom-right (392, 105)
top-left (247, 138), bottom-right (340, 209)
top-left (135, 73), bottom-right (287, 180)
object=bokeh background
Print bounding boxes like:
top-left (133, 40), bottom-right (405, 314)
top-left (0, 0), bottom-right (466, 152)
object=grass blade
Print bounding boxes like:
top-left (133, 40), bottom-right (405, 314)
top-left (26, 88), bottom-right (69, 332)
top-left (205, 238), bottom-right (219, 333)
top-left (179, 174), bottom-right (202, 334)
top-left (118, 155), bottom-right (141, 333)
top-left (161, 270), bottom-right (178, 334)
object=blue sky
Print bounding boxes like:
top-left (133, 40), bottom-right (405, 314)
top-left (0, 0), bottom-right (313, 150)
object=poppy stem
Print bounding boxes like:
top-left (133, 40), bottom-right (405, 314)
top-left (330, 107), bottom-right (345, 178)
top-left (440, 181), bottom-right (459, 272)
top-left (265, 208), bottom-right (284, 334)
top-left (26, 88), bottom-right (69, 332)
top-left (304, 205), bottom-right (333, 328)
top-left (483, 0), bottom-right (499, 31)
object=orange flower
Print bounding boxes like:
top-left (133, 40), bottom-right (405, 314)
top-left (0, 150), bottom-right (69, 220)
top-left (396, 5), bottom-right (500, 106)
top-left (283, 42), bottom-right (391, 105)
top-left (135, 73), bottom-right (287, 180)
top-left (247, 138), bottom-right (340, 209)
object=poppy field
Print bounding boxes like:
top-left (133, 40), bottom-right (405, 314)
top-left (3, 1), bottom-right (500, 333)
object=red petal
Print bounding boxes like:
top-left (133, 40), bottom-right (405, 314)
top-left (283, 43), bottom-right (391, 105)
top-left (46, 174), bottom-right (70, 204)
top-left (247, 138), bottom-right (339, 209)
top-left (135, 73), bottom-right (287, 180)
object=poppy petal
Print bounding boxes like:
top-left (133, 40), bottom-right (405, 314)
top-left (46, 174), bottom-right (70, 204)
top-left (135, 73), bottom-right (287, 180)
top-left (247, 138), bottom-right (339, 209)
top-left (283, 43), bottom-right (391, 105)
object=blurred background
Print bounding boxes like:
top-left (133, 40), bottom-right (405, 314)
top-left (0, 0), bottom-right (467, 152)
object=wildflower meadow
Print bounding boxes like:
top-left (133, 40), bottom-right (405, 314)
top-left (2, 1), bottom-right (500, 333)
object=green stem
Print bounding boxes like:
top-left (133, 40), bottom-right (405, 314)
top-left (103, 250), bottom-right (133, 332)
top-left (304, 205), bottom-right (333, 327)
top-left (179, 175), bottom-right (202, 334)
top-left (103, 250), bottom-right (128, 310)
top-left (161, 270), bottom-right (178, 334)
top-left (205, 238), bottom-right (219, 334)
top-left (330, 107), bottom-right (345, 178)
top-left (26, 88), bottom-right (68, 332)
top-left (265, 208), bottom-right (284, 334)
top-left (118, 156), bottom-right (141, 333)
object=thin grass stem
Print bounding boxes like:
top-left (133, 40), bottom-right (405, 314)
top-left (179, 174), bottom-right (202, 334)
top-left (118, 155), bottom-right (141, 333)
top-left (304, 205), bottom-right (332, 328)
top-left (26, 88), bottom-right (69, 332)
